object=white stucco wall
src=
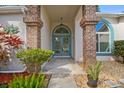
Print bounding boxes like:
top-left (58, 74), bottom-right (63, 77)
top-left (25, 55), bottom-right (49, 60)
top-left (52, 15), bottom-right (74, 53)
top-left (40, 6), bottom-right (51, 50)
top-left (117, 16), bottom-right (124, 40)
top-left (74, 6), bottom-right (83, 62)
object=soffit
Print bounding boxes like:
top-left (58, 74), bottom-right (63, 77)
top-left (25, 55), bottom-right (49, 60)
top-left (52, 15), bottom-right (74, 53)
top-left (44, 5), bottom-right (80, 22)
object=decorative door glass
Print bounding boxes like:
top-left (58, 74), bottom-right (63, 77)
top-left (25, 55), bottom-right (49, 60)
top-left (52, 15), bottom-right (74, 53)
top-left (52, 25), bottom-right (71, 56)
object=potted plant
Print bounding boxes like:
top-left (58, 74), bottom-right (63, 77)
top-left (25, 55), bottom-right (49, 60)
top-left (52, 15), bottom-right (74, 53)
top-left (87, 61), bottom-right (102, 88)
top-left (16, 49), bottom-right (54, 73)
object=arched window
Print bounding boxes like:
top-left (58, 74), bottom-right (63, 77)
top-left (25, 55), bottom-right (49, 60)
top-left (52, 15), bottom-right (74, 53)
top-left (53, 24), bottom-right (70, 35)
top-left (96, 19), bottom-right (114, 54)
top-left (54, 27), bottom-right (69, 34)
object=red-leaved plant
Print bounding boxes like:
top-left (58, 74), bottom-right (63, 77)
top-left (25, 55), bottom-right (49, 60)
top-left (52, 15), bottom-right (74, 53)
top-left (5, 35), bottom-right (23, 49)
top-left (0, 24), bottom-right (23, 66)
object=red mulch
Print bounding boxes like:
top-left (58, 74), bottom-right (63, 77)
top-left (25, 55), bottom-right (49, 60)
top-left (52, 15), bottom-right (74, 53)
top-left (0, 72), bottom-right (29, 84)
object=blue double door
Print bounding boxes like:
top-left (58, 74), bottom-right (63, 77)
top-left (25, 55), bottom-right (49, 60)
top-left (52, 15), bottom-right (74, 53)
top-left (53, 35), bottom-right (71, 56)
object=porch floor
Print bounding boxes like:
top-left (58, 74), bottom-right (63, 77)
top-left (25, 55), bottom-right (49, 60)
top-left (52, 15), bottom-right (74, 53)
top-left (42, 58), bottom-right (84, 75)
top-left (42, 58), bottom-right (84, 88)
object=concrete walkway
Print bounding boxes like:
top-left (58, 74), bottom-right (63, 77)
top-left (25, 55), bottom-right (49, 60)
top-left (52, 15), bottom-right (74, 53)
top-left (48, 74), bottom-right (77, 88)
top-left (43, 59), bottom-right (83, 74)
top-left (42, 58), bottom-right (84, 88)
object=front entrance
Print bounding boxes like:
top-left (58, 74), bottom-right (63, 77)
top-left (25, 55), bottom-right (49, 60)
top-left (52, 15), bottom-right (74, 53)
top-left (52, 24), bottom-right (71, 57)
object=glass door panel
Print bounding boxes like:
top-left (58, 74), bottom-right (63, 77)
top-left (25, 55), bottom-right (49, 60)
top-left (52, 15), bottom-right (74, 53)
top-left (53, 36), bottom-right (62, 56)
top-left (53, 36), bottom-right (70, 56)
top-left (62, 36), bottom-right (70, 56)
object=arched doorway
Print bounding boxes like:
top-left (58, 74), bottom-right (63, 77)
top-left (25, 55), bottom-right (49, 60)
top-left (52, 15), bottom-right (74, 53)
top-left (52, 24), bottom-right (71, 57)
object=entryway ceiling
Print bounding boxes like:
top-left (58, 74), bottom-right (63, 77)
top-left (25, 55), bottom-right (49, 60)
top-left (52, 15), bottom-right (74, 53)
top-left (44, 5), bottom-right (80, 22)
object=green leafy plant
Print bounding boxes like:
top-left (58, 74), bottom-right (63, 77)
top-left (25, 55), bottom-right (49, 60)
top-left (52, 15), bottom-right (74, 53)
top-left (87, 61), bottom-right (102, 80)
top-left (9, 73), bottom-right (45, 88)
top-left (16, 49), bottom-right (54, 64)
top-left (113, 40), bottom-right (124, 63)
top-left (4, 24), bottom-right (19, 34)
top-left (16, 49), bottom-right (54, 73)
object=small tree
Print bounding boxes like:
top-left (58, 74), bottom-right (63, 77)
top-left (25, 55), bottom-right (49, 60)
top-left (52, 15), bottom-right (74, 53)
top-left (113, 40), bottom-right (124, 63)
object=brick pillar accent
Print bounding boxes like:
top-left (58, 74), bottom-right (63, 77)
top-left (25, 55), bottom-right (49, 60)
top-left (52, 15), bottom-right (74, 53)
top-left (23, 5), bottom-right (42, 48)
top-left (80, 5), bottom-right (100, 65)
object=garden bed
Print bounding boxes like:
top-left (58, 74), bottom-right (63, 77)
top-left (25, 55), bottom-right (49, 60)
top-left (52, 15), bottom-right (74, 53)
top-left (74, 61), bottom-right (124, 88)
top-left (0, 72), bottom-right (51, 88)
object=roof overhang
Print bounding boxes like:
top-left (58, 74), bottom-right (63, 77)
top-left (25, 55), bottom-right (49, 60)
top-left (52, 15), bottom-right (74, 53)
top-left (44, 5), bottom-right (80, 23)
top-left (96, 12), bottom-right (124, 18)
top-left (0, 6), bottom-right (25, 14)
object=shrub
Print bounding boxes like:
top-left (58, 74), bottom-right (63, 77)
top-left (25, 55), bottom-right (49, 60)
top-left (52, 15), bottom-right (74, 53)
top-left (9, 73), bottom-right (45, 88)
top-left (87, 61), bottom-right (102, 80)
top-left (113, 40), bottom-right (124, 63)
top-left (16, 49), bottom-right (54, 64)
top-left (16, 49), bottom-right (54, 73)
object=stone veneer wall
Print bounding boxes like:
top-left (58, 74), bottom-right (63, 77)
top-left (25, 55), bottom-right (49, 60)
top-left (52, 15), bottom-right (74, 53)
top-left (23, 5), bottom-right (42, 48)
top-left (80, 5), bottom-right (100, 64)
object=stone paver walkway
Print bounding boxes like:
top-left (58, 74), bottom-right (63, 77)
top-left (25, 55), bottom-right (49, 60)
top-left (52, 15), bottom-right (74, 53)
top-left (42, 58), bottom-right (84, 88)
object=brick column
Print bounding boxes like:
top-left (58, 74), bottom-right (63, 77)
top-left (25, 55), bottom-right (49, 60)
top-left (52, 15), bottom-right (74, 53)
top-left (80, 5), bottom-right (100, 65)
top-left (23, 5), bottom-right (42, 48)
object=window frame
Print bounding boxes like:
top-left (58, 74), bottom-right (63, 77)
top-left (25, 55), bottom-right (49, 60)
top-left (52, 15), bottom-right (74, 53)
top-left (96, 23), bottom-right (112, 54)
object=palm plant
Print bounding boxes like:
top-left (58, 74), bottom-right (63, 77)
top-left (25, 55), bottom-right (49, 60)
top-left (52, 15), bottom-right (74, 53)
top-left (87, 61), bottom-right (102, 80)
top-left (87, 61), bottom-right (102, 88)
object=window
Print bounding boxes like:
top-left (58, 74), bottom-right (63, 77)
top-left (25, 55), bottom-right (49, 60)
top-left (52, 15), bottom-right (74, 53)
top-left (53, 24), bottom-right (70, 35)
top-left (96, 20), bottom-right (112, 54)
top-left (54, 28), bottom-right (69, 34)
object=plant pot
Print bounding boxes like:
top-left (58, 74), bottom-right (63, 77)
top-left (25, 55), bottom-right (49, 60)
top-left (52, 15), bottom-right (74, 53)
top-left (26, 62), bottom-right (42, 73)
top-left (87, 74), bottom-right (98, 81)
top-left (87, 80), bottom-right (98, 88)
